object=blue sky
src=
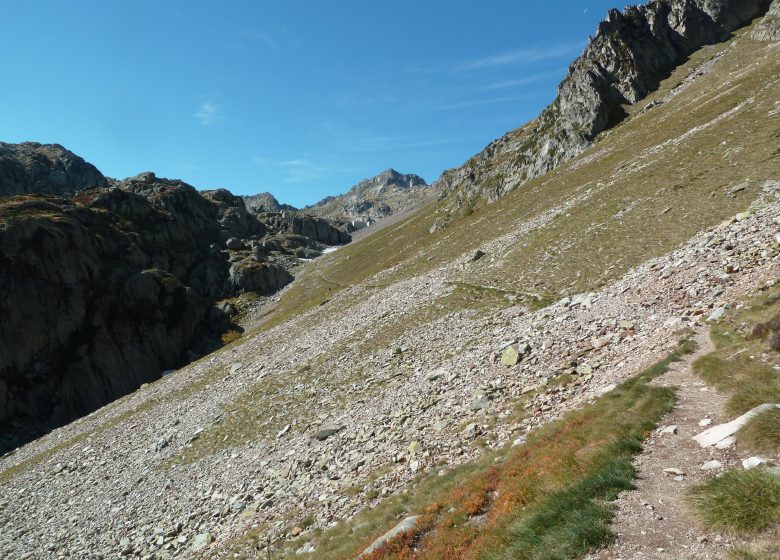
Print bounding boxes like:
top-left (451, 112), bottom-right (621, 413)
top-left (0, 1), bottom-right (619, 207)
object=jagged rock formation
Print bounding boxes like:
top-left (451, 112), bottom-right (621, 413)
top-left (435, 0), bottom-right (772, 215)
top-left (753, 0), bottom-right (780, 40)
top-left (0, 142), bottom-right (107, 197)
top-left (243, 192), bottom-right (297, 213)
top-left (306, 169), bottom-right (429, 225)
top-left (0, 154), bottom-right (352, 453)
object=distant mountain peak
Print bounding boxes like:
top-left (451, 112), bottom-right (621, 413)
top-left (305, 169), bottom-right (430, 224)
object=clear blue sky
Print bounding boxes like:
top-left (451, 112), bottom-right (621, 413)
top-left (0, 1), bottom-right (619, 207)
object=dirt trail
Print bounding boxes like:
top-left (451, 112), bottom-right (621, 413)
top-left (590, 326), bottom-right (743, 560)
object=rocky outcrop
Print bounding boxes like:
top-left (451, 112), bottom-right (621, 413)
top-left (0, 142), bottom-right (107, 197)
top-left (0, 195), bottom-right (228, 452)
top-left (753, 0), bottom-right (780, 40)
top-left (243, 192), bottom-right (297, 213)
top-left (435, 0), bottom-right (772, 211)
top-left (306, 169), bottom-right (429, 224)
top-left (259, 212), bottom-right (351, 246)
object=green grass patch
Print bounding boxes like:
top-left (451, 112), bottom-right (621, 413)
top-left (688, 469), bottom-right (780, 533)
top-left (740, 408), bottom-right (780, 455)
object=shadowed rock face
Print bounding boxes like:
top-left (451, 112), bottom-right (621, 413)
top-left (435, 0), bottom-right (772, 210)
top-left (0, 194), bottom-right (227, 452)
top-left (0, 142), bottom-right (107, 197)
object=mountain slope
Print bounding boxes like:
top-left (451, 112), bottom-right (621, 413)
top-left (434, 0), bottom-right (772, 223)
top-left (0, 3), bottom-right (777, 560)
top-left (306, 168), bottom-right (429, 224)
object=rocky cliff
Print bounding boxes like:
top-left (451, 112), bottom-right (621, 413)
top-left (0, 193), bottom-right (228, 452)
top-left (306, 169), bottom-right (429, 225)
top-left (434, 0), bottom-right (772, 218)
top-left (0, 151), bottom-right (352, 453)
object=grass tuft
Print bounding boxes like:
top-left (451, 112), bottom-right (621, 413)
top-left (688, 469), bottom-right (780, 533)
top-left (740, 408), bottom-right (780, 455)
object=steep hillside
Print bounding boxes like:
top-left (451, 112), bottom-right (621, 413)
top-left (433, 0), bottom-right (772, 224)
top-left (0, 3), bottom-right (777, 560)
top-left (306, 169), bottom-right (429, 225)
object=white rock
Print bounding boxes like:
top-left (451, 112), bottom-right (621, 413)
top-left (715, 436), bottom-right (735, 449)
top-left (706, 307), bottom-right (726, 322)
top-left (698, 418), bottom-right (712, 427)
top-left (742, 456), bottom-right (770, 469)
top-left (659, 425), bottom-right (678, 435)
top-left (693, 404), bottom-right (780, 447)
top-left (512, 436), bottom-right (528, 447)
top-left (700, 460), bottom-right (722, 470)
top-left (358, 516), bottom-right (419, 558)
top-left (597, 383), bottom-right (617, 396)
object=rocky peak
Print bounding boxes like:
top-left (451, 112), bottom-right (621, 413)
top-left (243, 191), bottom-right (298, 213)
top-left (368, 169), bottom-right (428, 191)
top-left (305, 169), bottom-right (430, 224)
top-left (0, 141), bottom-right (107, 197)
top-left (435, 0), bottom-right (772, 214)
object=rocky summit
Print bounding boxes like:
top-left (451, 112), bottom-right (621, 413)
top-left (306, 169), bottom-right (430, 226)
top-left (1, 1), bottom-right (779, 560)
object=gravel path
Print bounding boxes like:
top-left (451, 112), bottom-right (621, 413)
top-left (589, 328), bottom-right (760, 560)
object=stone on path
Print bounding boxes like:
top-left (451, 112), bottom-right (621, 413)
top-left (700, 460), bottom-right (722, 471)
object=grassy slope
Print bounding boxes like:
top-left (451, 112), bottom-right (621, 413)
top-left (226, 339), bottom-right (695, 559)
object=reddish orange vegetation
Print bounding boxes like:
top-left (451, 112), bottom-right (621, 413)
top-left (350, 404), bottom-right (623, 560)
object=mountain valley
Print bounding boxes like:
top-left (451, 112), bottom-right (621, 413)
top-left (1, 2), bottom-right (779, 559)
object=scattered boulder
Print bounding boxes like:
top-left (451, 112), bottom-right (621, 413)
top-left (314, 425), bottom-right (344, 441)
